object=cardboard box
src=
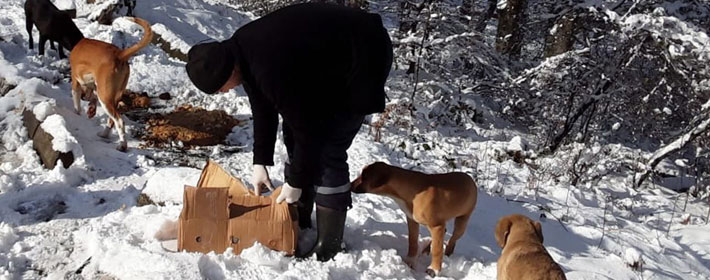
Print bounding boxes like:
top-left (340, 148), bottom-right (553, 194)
top-left (178, 160), bottom-right (298, 255)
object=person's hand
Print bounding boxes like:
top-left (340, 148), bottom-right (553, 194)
top-left (276, 183), bottom-right (302, 204)
top-left (251, 164), bottom-right (273, 195)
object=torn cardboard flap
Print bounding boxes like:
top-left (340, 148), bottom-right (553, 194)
top-left (178, 160), bottom-right (298, 255)
top-left (196, 160), bottom-right (250, 198)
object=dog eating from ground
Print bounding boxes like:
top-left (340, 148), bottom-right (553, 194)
top-left (70, 17), bottom-right (153, 151)
top-left (351, 162), bottom-right (478, 277)
top-left (495, 214), bottom-right (566, 280)
top-left (24, 0), bottom-right (83, 59)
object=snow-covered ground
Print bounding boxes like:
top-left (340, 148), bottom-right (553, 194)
top-left (1, 0), bottom-right (709, 279)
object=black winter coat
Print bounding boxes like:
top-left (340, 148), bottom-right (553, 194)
top-left (224, 3), bottom-right (393, 187)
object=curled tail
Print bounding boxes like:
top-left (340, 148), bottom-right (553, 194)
top-left (118, 17), bottom-right (153, 61)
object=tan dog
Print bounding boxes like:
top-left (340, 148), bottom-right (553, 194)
top-left (495, 214), bottom-right (566, 280)
top-left (70, 17), bottom-right (153, 151)
top-left (351, 162), bottom-right (477, 277)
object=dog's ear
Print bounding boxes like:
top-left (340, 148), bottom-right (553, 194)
top-left (533, 221), bottom-right (544, 243)
top-left (495, 217), bottom-right (513, 248)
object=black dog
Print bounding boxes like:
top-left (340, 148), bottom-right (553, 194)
top-left (24, 0), bottom-right (83, 59)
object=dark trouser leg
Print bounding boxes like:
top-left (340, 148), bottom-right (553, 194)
top-left (284, 122), bottom-right (315, 229)
top-left (299, 114), bottom-right (364, 261)
top-left (313, 114), bottom-right (364, 210)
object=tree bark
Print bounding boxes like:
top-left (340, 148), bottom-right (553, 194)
top-left (496, 0), bottom-right (528, 57)
top-left (544, 10), bottom-right (577, 57)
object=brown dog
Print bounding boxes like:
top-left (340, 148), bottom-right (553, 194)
top-left (495, 214), bottom-right (566, 280)
top-left (70, 17), bottom-right (153, 151)
top-left (351, 162), bottom-right (477, 277)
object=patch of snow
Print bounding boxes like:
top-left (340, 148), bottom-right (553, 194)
top-left (623, 247), bottom-right (642, 266)
top-left (506, 136), bottom-right (526, 152)
top-left (0, 223), bottom-right (18, 253)
top-left (612, 122), bottom-right (621, 131)
top-left (32, 100), bottom-right (55, 122)
top-left (40, 114), bottom-right (81, 155)
top-left (52, 0), bottom-right (76, 10)
top-left (142, 167), bottom-right (202, 204)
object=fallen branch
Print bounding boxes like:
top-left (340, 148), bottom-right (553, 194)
top-left (634, 100), bottom-right (710, 188)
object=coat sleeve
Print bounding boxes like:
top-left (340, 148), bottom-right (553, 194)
top-left (247, 86), bottom-right (279, 166)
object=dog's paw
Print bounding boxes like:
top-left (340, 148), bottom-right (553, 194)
top-left (87, 105), bottom-right (97, 119)
top-left (97, 129), bottom-right (110, 138)
top-left (116, 142), bottom-right (127, 152)
top-left (444, 244), bottom-right (456, 256)
top-left (404, 256), bottom-right (417, 269)
top-left (425, 267), bottom-right (439, 277)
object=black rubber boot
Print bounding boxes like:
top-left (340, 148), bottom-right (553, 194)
top-left (297, 187), bottom-right (315, 229)
top-left (297, 205), bottom-right (346, 261)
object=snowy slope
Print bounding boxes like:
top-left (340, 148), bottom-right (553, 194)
top-left (1, 0), bottom-right (710, 279)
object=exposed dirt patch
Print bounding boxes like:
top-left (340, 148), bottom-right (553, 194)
top-left (136, 193), bottom-right (165, 207)
top-left (143, 105), bottom-right (242, 147)
top-left (118, 91), bottom-right (151, 113)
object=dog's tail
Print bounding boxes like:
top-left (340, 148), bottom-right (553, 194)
top-left (118, 17), bottom-right (153, 61)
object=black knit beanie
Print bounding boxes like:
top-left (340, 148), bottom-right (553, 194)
top-left (186, 41), bottom-right (235, 94)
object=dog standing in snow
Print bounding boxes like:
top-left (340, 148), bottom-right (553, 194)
top-left (24, 0), bottom-right (83, 59)
top-left (495, 214), bottom-right (566, 280)
top-left (351, 162), bottom-right (478, 277)
top-left (69, 17), bottom-right (152, 151)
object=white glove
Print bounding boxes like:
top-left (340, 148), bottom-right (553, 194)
top-left (251, 164), bottom-right (274, 195)
top-left (276, 183), bottom-right (302, 204)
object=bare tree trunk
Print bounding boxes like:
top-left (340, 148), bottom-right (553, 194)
top-left (496, 0), bottom-right (528, 57)
top-left (634, 104), bottom-right (710, 188)
top-left (544, 10), bottom-right (577, 57)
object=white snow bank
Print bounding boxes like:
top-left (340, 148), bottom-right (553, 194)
top-left (506, 135), bottom-right (527, 152)
top-left (0, 59), bottom-right (21, 85)
top-left (143, 167), bottom-right (201, 204)
top-left (85, 0), bottom-right (119, 21)
top-left (623, 247), bottom-right (642, 267)
top-left (52, 0), bottom-right (76, 10)
top-left (40, 114), bottom-right (81, 155)
top-left (151, 23), bottom-right (192, 56)
top-left (133, 0), bottom-right (255, 45)
top-left (0, 223), bottom-right (18, 253)
top-left (0, 78), bottom-right (52, 120)
top-left (32, 100), bottom-right (56, 122)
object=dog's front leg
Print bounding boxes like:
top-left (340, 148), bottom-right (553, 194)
top-left (404, 217), bottom-right (419, 268)
top-left (425, 224), bottom-right (445, 277)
